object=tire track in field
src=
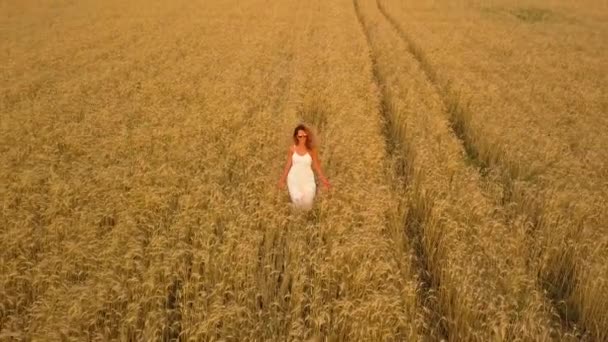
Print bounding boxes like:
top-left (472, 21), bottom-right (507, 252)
top-left (353, 0), bottom-right (443, 339)
top-left (373, 0), bottom-right (541, 225)
top-left (375, 0), bottom-right (486, 174)
top-left (375, 0), bottom-right (582, 337)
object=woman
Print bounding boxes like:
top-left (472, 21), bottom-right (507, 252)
top-left (278, 124), bottom-right (330, 210)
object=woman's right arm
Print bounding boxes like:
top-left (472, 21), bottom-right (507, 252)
top-left (278, 146), bottom-right (293, 187)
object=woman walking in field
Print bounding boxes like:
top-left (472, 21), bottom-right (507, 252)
top-left (278, 124), bottom-right (330, 210)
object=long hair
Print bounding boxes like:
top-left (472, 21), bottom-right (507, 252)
top-left (292, 124), bottom-right (316, 151)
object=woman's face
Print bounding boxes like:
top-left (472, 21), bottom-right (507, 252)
top-left (296, 130), bottom-right (308, 143)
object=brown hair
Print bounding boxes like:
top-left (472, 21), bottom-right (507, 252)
top-left (292, 124), bottom-right (315, 151)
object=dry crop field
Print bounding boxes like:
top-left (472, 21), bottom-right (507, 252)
top-left (1, 0), bottom-right (606, 340)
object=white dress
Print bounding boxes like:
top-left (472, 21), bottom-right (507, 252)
top-left (287, 146), bottom-right (316, 209)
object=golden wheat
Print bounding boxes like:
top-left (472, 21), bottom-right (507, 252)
top-left (1, 0), bottom-right (606, 340)
top-left (378, 0), bottom-right (608, 339)
top-left (355, 0), bottom-right (566, 340)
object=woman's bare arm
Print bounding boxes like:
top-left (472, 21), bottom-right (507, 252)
top-left (278, 146), bottom-right (293, 186)
top-left (311, 148), bottom-right (330, 186)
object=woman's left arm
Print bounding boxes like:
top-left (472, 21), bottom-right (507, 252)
top-left (311, 149), bottom-right (330, 188)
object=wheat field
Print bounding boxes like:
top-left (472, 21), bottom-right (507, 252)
top-left (1, 0), bottom-right (606, 341)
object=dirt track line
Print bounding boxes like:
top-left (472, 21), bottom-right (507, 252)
top-left (375, 0), bottom-right (489, 173)
top-left (353, 0), bottom-right (446, 339)
top-left (374, 0), bottom-right (583, 336)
